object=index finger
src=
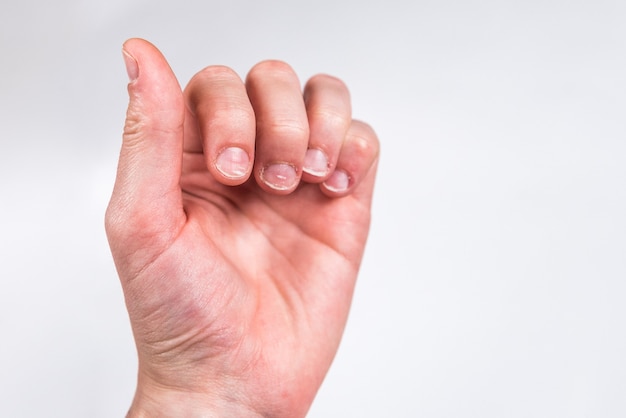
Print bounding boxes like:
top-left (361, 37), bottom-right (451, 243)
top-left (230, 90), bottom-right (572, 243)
top-left (184, 66), bottom-right (256, 185)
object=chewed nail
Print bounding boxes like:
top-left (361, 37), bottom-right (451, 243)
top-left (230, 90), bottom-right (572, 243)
top-left (261, 163), bottom-right (298, 191)
top-left (303, 148), bottom-right (329, 177)
top-left (216, 147), bottom-right (250, 179)
top-left (122, 49), bottom-right (138, 82)
top-left (323, 169), bottom-right (350, 193)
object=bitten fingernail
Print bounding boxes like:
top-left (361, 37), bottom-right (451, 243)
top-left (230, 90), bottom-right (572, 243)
top-left (122, 49), bottom-right (139, 82)
top-left (216, 147), bottom-right (250, 179)
top-left (261, 163), bottom-right (298, 191)
top-left (323, 169), bottom-right (350, 193)
top-left (303, 148), bottom-right (329, 177)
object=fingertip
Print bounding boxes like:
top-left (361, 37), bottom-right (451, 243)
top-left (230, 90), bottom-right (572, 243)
top-left (121, 38), bottom-right (155, 75)
top-left (246, 59), bottom-right (297, 82)
top-left (122, 37), bottom-right (156, 54)
top-left (121, 38), bottom-right (182, 94)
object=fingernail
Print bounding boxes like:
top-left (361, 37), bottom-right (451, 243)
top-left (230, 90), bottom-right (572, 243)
top-left (261, 163), bottom-right (298, 191)
top-left (216, 147), bottom-right (250, 179)
top-left (122, 49), bottom-right (139, 82)
top-left (303, 148), bottom-right (329, 177)
top-left (323, 169), bottom-right (350, 193)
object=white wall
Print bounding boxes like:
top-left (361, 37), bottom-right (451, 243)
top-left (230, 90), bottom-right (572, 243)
top-left (1, 0), bottom-right (625, 416)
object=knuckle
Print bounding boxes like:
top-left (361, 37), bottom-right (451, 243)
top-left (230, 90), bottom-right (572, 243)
top-left (352, 135), bottom-right (374, 158)
top-left (124, 102), bottom-right (184, 142)
top-left (310, 108), bottom-right (349, 129)
top-left (104, 205), bottom-right (117, 238)
top-left (190, 65), bottom-right (239, 86)
top-left (307, 73), bottom-right (348, 91)
top-left (187, 66), bottom-right (243, 109)
top-left (122, 107), bottom-right (147, 146)
top-left (264, 119), bottom-right (310, 141)
top-left (349, 121), bottom-right (380, 158)
top-left (104, 200), bottom-right (126, 242)
top-left (248, 60), bottom-right (296, 79)
top-left (206, 107), bottom-right (254, 131)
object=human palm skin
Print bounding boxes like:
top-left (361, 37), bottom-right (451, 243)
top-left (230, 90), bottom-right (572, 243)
top-left (106, 39), bottom-right (379, 417)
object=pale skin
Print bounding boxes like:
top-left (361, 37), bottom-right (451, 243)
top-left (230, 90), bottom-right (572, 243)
top-left (105, 38), bottom-right (380, 417)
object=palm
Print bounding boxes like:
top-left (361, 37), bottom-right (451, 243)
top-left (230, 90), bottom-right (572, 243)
top-left (122, 150), bottom-right (372, 408)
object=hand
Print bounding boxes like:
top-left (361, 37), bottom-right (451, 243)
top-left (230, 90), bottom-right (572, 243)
top-left (105, 38), bottom-right (379, 418)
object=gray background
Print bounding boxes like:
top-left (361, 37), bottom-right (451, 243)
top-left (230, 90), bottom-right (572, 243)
top-left (1, 0), bottom-right (625, 416)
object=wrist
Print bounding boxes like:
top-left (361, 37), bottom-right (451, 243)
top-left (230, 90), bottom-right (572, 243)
top-left (127, 373), bottom-right (264, 418)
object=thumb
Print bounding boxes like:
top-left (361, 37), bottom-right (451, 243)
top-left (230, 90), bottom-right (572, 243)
top-left (106, 38), bottom-right (186, 273)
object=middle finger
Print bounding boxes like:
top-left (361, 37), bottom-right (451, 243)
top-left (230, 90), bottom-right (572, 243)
top-left (246, 60), bottom-right (309, 194)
